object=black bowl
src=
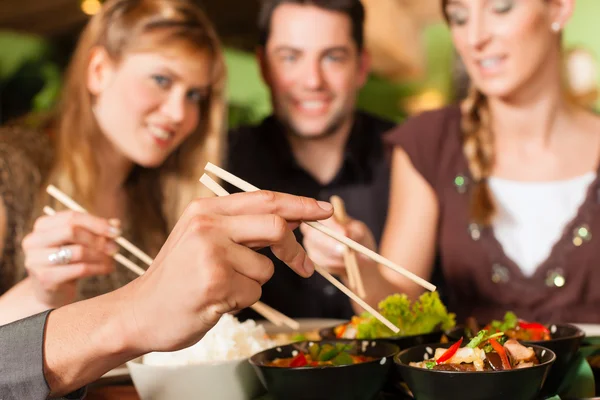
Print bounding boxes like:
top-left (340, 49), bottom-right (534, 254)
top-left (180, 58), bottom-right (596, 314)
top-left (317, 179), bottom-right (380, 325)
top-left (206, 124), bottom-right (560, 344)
top-left (447, 323), bottom-right (585, 396)
top-left (319, 324), bottom-right (445, 350)
top-left (394, 343), bottom-right (556, 400)
top-left (250, 339), bottom-right (399, 400)
top-left (319, 323), bottom-right (445, 395)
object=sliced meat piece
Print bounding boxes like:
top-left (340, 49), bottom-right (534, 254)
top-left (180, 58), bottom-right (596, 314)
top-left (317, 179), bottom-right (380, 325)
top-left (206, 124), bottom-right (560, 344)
top-left (515, 362), bottom-right (534, 369)
top-left (484, 352), bottom-right (505, 371)
top-left (504, 339), bottom-right (537, 364)
top-left (433, 363), bottom-right (477, 372)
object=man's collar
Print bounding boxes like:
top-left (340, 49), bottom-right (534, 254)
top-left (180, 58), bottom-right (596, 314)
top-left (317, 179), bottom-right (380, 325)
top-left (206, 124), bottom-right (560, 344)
top-left (258, 112), bottom-right (374, 182)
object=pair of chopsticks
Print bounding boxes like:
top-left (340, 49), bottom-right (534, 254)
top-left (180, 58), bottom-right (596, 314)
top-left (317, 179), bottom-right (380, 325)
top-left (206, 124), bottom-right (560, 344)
top-left (329, 196), bottom-right (366, 298)
top-left (203, 163), bottom-right (436, 293)
top-left (200, 163), bottom-right (437, 334)
top-left (43, 185), bottom-right (300, 330)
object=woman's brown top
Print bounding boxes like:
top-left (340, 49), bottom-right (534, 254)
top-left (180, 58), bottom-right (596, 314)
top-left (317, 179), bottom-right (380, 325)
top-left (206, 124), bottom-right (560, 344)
top-left (386, 105), bottom-right (600, 323)
top-left (0, 126), bottom-right (142, 299)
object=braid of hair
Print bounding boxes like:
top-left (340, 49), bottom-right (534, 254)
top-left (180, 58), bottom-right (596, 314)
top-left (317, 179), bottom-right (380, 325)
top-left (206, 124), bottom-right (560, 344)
top-left (461, 86), bottom-right (496, 226)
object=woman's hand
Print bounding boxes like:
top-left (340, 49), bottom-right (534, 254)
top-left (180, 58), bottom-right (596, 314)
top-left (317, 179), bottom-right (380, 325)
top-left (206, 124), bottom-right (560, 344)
top-left (22, 211), bottom-right (121, 308)
top-left (300, 215), bottom-right (377, 278)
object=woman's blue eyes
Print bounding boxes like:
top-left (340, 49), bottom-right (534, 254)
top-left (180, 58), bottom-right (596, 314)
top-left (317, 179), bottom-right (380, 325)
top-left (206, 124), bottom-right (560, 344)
top-left (186, 90), bottom-right (204, 103)
top-left (152, 74), bottom-right (205, 104)
top-left (151, 74), bottom-right (171, 88)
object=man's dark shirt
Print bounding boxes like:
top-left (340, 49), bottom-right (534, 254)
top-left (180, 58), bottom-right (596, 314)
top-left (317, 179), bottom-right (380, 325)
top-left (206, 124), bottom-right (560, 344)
top-left (227, 111), bottom-right (395, 320)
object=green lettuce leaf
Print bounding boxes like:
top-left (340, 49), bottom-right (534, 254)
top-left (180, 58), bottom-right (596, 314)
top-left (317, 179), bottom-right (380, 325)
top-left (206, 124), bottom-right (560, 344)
top-left (355, 292), bottom-right (456, 339)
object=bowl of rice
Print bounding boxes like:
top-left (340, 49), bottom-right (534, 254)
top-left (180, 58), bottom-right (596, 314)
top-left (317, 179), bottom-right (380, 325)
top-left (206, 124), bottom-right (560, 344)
top-left (127, 314), bottom-right (274, 400)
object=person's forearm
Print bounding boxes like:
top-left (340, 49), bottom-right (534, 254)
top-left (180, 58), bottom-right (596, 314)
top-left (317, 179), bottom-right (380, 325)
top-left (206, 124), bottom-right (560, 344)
top-left (43, 283), bottom-right (142, 397)
top-left (0, 278), bottom-right (52, 325)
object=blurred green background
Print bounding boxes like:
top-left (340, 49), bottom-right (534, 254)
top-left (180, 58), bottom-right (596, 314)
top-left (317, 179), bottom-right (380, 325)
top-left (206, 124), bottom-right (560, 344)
top-left (1, 0), bottom-right (598, 127)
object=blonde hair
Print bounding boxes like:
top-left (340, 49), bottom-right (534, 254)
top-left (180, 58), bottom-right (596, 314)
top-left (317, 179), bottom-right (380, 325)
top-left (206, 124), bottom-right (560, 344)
top-left (461, 88), bottom-right (496, 225)
top-left (40, 0), bottom-right (226, 255)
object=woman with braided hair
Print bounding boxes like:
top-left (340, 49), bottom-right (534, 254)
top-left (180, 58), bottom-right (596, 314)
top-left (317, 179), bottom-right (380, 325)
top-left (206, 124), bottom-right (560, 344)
top-left (301, 0), bottom-right (600, 323)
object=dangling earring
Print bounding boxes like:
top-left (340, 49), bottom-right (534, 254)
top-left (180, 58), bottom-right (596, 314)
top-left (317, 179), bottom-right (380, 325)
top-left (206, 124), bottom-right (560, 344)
top-left (551, 22), bottom-right (561, 32)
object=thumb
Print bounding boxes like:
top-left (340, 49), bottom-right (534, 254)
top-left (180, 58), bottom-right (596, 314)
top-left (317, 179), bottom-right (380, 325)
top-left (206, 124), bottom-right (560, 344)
top-left (345, 220), bottom-right (374, 247)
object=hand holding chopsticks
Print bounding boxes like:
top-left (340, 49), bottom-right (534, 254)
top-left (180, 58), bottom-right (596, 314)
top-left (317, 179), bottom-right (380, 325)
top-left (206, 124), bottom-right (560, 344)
top-left (47, 185), bottom-right (154, 266)
top-left (45, 185), bottom-right (309, 330)
top-left (200, 173), bottom-right (402, 334)
top-left (203, 163), bottom-right (436, 292)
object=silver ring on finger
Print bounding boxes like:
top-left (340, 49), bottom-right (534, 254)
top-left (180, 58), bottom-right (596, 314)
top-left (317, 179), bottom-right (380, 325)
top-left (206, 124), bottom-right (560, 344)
top-left (48, 247), bottom-right (73, 265)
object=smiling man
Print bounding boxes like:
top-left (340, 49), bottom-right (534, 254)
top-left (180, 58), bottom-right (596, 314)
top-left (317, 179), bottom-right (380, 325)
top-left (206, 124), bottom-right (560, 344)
top-left (228, 0), bottom-right (395, 320)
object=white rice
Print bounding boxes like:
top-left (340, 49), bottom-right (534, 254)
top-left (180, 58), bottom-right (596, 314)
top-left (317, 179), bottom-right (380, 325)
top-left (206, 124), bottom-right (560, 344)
top-left (143, 314), bottom-right (274, 366)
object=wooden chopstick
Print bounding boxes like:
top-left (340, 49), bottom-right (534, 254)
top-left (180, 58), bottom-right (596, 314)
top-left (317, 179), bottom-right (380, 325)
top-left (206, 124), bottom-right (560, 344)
top-left (204, 162), bottom-right (436, 293)
top-left (329, 196), bottom-right (356, 289)
top-left (43, 206), bottom-right (147, 276)
top-left (330, 196), bottom-right (366, 299)
top-left (252, 302), bottom-right (300, 330)
top-left (45, 185), bottom-right (298, 330)
top-left (200, 174), bottom-right (400, 334)
top-left (47, 185), bottom-right (154, 266)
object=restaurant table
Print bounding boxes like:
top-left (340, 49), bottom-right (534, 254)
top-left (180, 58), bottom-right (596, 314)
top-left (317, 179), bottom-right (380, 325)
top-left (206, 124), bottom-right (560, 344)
top-left (84, 383), bottom-right (600, 400)
top-left (86, 385), bottom-right (140, 400)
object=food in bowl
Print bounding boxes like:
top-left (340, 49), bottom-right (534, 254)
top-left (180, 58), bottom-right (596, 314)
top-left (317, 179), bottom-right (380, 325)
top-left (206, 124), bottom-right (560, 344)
top-left (470, 312), bottom-right (552, 341)
top-left (143, 314), bottom-right (274, 366)
top-left (267, 330), bottom-right (321, 345)
top-left (265, 342), bottom-right (375, 368)
top-left (394, 343), bottom-right (556, 400)
top-left (129, 315), bottom-right (272, 400)
top-left (410, 330), bottom-right (541, 371)
top-left (449, 315), bottom-right (585, 397)
top-left (250, 340), bottom-right (399, 400)
top-left (333, 292), bottom-right (455, 340)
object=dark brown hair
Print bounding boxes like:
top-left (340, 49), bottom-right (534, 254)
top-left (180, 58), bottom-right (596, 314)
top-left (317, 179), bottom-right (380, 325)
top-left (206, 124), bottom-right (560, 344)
top-left (258, 0), bottom-right (365, 50)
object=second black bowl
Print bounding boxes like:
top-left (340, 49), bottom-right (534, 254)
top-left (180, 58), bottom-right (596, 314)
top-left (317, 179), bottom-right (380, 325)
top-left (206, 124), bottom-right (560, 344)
top-left (447, 323), bottom-right (585, 396)
top-left (394, 343), bottom-right (556, 400)
top-left (250, 339), bottom-right (399, 400)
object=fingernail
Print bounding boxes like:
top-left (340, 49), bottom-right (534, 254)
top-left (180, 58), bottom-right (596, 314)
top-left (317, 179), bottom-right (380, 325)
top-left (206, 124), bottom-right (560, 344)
top-left (105, 241), bottom-right (119, 255)
top-left (303, 256), bottom-right (315, 277)
top-left (108, 226), bottom-right (122, 238)
top-left (317, 201), bottom-right (333, 211)
top-left (109, 218), bottom-right (121, 227)
top-left (336, 244), bottom-right (346, 255)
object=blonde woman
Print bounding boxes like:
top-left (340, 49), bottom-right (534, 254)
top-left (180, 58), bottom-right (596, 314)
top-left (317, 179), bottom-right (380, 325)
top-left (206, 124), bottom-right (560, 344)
top-left (0, 0), bottom-right (226, 323)
top-left (302, 0), bottom-right (600, 323)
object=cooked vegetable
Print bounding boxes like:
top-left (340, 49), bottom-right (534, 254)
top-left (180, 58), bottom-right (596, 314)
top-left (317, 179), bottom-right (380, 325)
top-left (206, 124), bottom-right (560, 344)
top-left (516, 322), bottom-right (550, 341)
top-left (410, 331), bottom-right (540, 372)
top-left (289, 352), bottom-right (307, 367)
top-left (489, 339), bottom-right (511, 370)
top-left (466, 330), bottom-right (504, 349)
top-left (266, 343), bottom-right (375, 368)
top-left (337, 292), bottom-right (456, 339)
top-left (487, 312), bottom-right (518, 333)
top-left (268, 330), bottom-right (321, 346)
top-left (483, 312), bottom-right (552, 341)
top-left (437, 337), bottom-right (463, 364)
